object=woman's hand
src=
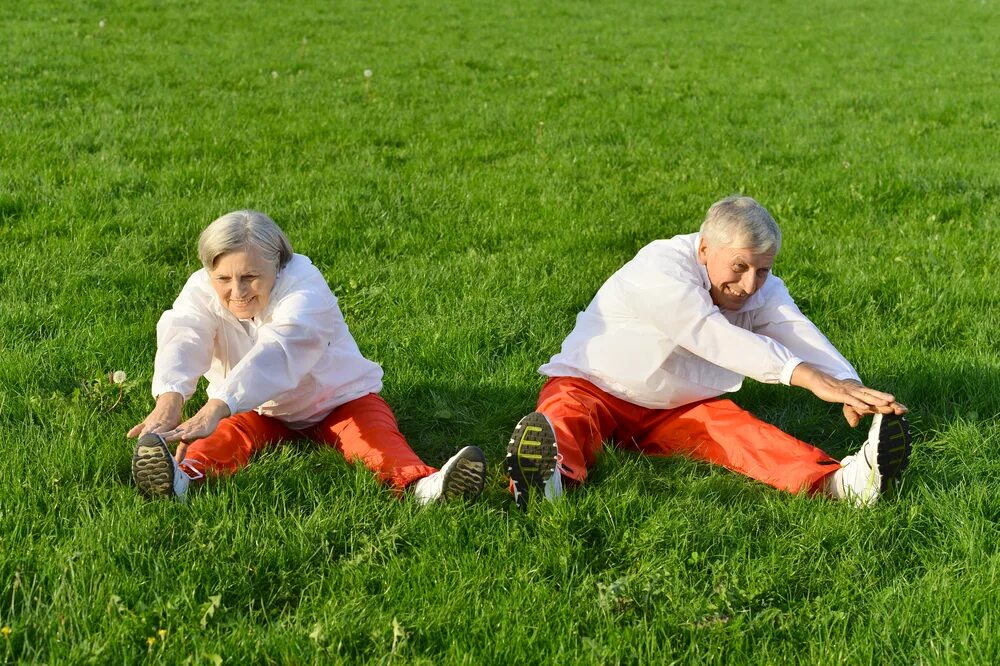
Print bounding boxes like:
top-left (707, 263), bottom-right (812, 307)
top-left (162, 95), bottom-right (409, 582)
top-left (127, 392), bottom-right (184, 438)
top-left (159, 399), bottom-right (232, 461)
top-left (790, 363), bottom-right (908, 426)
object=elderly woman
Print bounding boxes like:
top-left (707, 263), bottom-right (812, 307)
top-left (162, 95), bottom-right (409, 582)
top-left (128, 210), bottom-right (486, 503)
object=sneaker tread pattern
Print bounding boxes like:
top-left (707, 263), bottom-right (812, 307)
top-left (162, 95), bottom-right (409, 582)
top-left (876, 415), bottom-right (912, 494)
top-left (505, 412), bottom-right (557, 510)
top-left (131, 434), bottom-right (175, 498)
top-left (442, 447), bottom-right (487, 501)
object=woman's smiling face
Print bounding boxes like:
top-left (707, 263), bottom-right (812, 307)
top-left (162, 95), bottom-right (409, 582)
top-left (209, 246), bottom-right (278, 319)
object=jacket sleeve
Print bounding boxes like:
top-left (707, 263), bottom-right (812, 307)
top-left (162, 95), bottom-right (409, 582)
top-left (205, 287), bottom-right (336, 415)
top-left (620, 266), bottom-right (803, 385)
top-left (751, 282), bottom-right (860, 382)
top-left (152, 274), bottom-right (218, 401)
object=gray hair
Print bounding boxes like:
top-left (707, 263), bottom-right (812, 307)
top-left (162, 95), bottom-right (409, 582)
top-left (198, 210), bottom-right (294, 270)
top-left (700, 196), bottom-right (781, 254)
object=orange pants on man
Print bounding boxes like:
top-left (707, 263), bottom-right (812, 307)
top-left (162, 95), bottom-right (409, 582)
top-left (536, 376), bottom-right (841, 494)
top-left (181, 393), bottom-right (435, 490)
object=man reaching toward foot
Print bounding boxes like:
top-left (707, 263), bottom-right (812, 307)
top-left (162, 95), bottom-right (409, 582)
top-left (506, 196), bottom-right (911, 509)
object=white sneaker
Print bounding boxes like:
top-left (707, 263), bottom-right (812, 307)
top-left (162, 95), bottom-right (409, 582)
top-left (505, 412), bottom-right (561, 510)
top-left (131, 433), bottom-right (203, 500)
top-left (412, 445), bottom-right (487, 504)
top-left (829, 414), bottom-right (912, 507)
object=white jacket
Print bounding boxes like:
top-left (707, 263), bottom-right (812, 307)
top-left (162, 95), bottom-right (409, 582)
top-left (539, 233), bottom-right (859, 409)
top-left (152, 254), bottom-right (383, 429)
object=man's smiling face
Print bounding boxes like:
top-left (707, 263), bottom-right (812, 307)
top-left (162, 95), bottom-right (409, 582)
top-left (697, 237), bottom-right (776, 311)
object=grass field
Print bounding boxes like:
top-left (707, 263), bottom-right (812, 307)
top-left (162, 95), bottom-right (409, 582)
top-left (2, 0), bottom-right (1000, 662)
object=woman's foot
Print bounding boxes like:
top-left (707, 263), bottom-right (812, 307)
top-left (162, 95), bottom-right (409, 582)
top-left (412, 446), bottom-right (488, 504)
top-left (132, 433), bottom-right (201, 500)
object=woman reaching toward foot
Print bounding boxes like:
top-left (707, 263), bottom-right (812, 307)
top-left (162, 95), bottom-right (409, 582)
top-left (129, 210), bottom-right (485, 503)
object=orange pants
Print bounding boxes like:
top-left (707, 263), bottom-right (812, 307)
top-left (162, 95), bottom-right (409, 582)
top-left (181, 393), bottom-right (435, 490)
top-left (537, 377), bottom-right (840, 494)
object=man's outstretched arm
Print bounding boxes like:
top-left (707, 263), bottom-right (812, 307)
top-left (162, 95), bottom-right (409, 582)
top-left (790, 362), bottom-right (908, 426)
top-left (751, 279), bottom-right (859, 382)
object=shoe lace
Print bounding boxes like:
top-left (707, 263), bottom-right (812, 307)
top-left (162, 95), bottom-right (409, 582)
top-left (555, 452), bottom-right (572, 476)
top-left (178, 459), bottom-right (205, 480)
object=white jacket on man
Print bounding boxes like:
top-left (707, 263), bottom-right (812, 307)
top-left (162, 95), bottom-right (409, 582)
top-left (539, 233), bottom-right (859, 409)
top-left (152, 254), bottom-right (383, 429)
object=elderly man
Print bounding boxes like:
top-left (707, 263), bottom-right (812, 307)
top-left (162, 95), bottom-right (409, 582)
top-left (505, 196), bottom-right (911, 509)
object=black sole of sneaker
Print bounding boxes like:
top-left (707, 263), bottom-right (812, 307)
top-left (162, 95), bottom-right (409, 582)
top-left (132, 433), bottom-right (176, 499)
top-left (876, 414), bottom-right (912, 493)
top-left (441, 446), bottom-right (488, 502)
top-left (505, 412), bottom-right (558, 511)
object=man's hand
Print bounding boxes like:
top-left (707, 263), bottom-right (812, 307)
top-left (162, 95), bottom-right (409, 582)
top-left (159, 399), bottom-right (232, 461)
top-left (127, 392), bottom-right (184, 438)
top-left (842, 404), bottom-right (866, 427)
top-left (790, 363), bottom-right (908, 426)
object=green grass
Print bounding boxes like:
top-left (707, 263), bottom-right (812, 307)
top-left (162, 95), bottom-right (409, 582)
top-left (2, 0), bottom-right (1000, 662)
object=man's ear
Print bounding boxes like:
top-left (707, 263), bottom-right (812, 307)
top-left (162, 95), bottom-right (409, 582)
top-left (697, 237), bottom-right (710, 265)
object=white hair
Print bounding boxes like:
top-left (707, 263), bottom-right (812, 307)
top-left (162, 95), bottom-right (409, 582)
top-left (198, 210), bottom-right (294, 270)
top-left (700, 196), bottom-right (781, 254)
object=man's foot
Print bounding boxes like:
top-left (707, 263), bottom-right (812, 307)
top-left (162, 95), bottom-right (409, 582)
top-left (131, 433), bottom-right (201, 500)
top-left (832, 413), bottom-right (912, 507)
top-left (412, 446), bottom-right (487, 504)
top-left (505, 412), bottom-right (561, 510)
